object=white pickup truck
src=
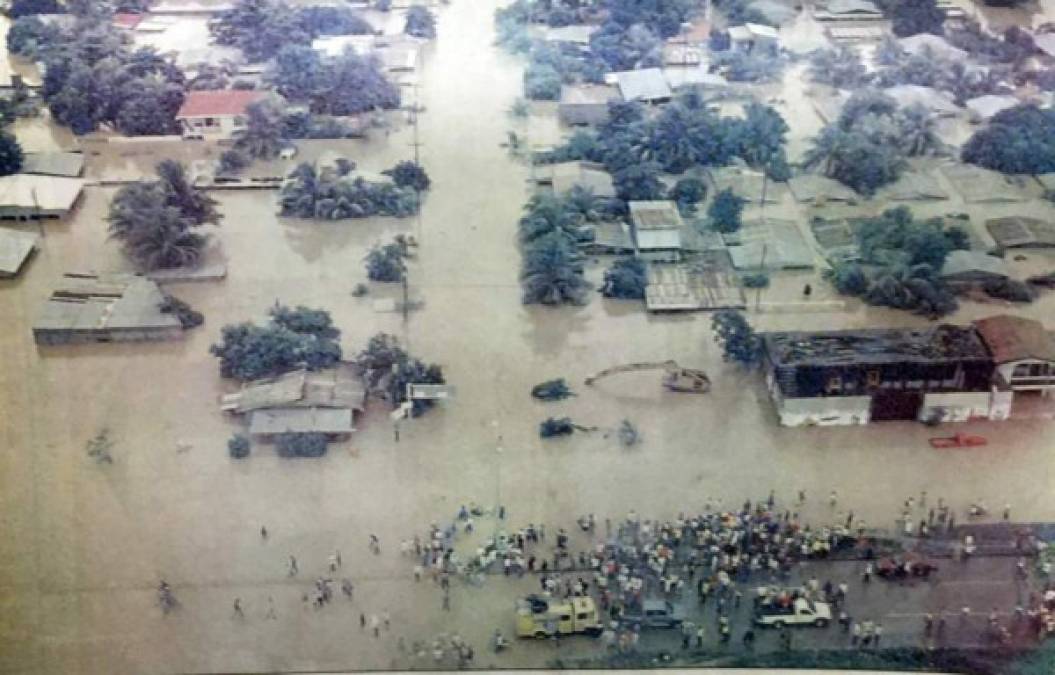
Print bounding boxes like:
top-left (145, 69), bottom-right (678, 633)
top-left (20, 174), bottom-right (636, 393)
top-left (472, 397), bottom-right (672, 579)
top-left (754, 597), bottom-right (832, 628)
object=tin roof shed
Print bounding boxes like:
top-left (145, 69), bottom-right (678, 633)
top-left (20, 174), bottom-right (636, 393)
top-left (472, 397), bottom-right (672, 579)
top-left (974, 315), bottom-right (1055, 364)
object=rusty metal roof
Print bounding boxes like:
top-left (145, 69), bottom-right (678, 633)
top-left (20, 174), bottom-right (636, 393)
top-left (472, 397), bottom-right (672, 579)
top-left (973, 315), bottom-right (1055, 364)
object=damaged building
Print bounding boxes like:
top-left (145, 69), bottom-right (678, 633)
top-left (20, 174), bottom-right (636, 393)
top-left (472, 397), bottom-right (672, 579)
top-left (762, 316), bottom-right (1055, 427)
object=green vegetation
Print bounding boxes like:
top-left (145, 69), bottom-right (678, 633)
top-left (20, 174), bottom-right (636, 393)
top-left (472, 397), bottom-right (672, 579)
top-left (7, 16), bottom-right (62, 59)
top-left (708, 188), bottom-right (745, 234)
top-left (809, 46), bottom-right (870, 89)
top-left (0, 131), bottom-right (24, 176)
top-left (218, 149), bottom-right (250, 174)
top-left (107, 160), bottom-right (221, 270)
top-left (210, 305), bottom-right (342, 381)
top-left (266, 45), bottom-right (400, 115)
top-left (38, 17), bottom-right (186, 135)
top-left (279, 161), bottom-right (420, 219)
top-left (962, 105), bottom-right (1055, 175)
top-left (355, 333), bottom-right (446, 417)
top-left (365, 243), bottom-right (406, 282)
top-left (825, 207), bottom-right (967, 317)
top-left (383, 161), bottom-right (431, 192)
top-left (238, 97), bottom-right (287, 158)
top-left (801, 89), bottom-right (945, 195)
top-left (159, 294), bottom-right (205, 329)
top-left (210, 0), bottom-right (373, 62)
top-left (521, 231), bottom-right (590, 305)
top-left (228, 434), bottom-right (251, 459)
top-left (275, 433), bottom-right (328, 458)
top-left (711, 310), bottom-right (762, 368)
top-left (890, 0), bottom-right (944, 37)
top-left (601, 257), bottom-right (648, 299)
top-left (531, 378), bottom-right (574, 401)
top-left (668, 177), bottom-right (707, 215)
top-left (404, 5), bottom-right (437, 38)
top-left (8, 0), bottom-right (62, 17)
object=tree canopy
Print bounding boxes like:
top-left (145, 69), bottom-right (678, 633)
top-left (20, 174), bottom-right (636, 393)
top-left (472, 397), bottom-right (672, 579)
top-left (8, 0), bottom-right (62, 17)
top-left (107, 160), bottom-right (220, 270)
top-left (404, 5), bottom-right (437, 38)
top-left (356, 333), bottom-right (446, 417)
top-left (0, 132), bottom-right (24, 176)
top-left (890, 0), bottom-right (944, 38)
top-left (601, 257), bottom-right (647, 299)
top-left (708, 188), bottom-right (745, 233)
top-left (962, 104), bottom-right (1055, 175)
top-left (279, 161), bottom-right (420, 220)
top-left (712, 310), bottom-right (762, 368)
top-left (210, 305), bottom-right (342, 381)
top-left (266, 46), bottom-right (400, 115)
top-left (520, 230), bottom-right (590, 305)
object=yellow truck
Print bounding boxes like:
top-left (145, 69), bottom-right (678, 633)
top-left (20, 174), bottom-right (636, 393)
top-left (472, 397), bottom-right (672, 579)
top-left (515, 595), bottom-right (603, 639)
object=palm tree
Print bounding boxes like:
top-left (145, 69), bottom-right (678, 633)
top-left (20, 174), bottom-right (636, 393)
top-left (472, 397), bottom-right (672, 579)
top-left (801, 125), bottom-right (848, 177)
top-left (518, 192), bottom-right (584, 244)
top-left (107, 186), bottom-right (206, 270)
top-left (520, 231), bottom-right (589, 305)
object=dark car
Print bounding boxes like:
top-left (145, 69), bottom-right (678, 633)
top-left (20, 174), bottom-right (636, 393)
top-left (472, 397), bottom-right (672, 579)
top-left (624, 600), bottom-right (686, 629)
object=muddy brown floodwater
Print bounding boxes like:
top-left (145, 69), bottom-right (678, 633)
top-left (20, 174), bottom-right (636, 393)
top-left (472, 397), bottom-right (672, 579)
top-left (2, 1), bottom-right (1055, 673)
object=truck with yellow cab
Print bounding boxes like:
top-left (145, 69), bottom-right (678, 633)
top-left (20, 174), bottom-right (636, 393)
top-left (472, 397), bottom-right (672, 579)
top-left (515, 595), bottom-right (603, 639)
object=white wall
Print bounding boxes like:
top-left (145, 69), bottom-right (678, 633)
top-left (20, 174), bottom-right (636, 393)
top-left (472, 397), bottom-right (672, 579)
top-left (919, 391), bottom-right (991, 423)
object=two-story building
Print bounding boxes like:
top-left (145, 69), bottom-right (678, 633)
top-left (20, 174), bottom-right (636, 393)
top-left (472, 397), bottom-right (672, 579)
top-left (762, 316), bottom-right (1055, 426)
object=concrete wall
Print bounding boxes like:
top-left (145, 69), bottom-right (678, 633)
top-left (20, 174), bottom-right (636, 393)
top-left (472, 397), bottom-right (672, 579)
top-left (918, 391), bottom-right (991, 423)
top-left (33, 327), bottom-right (184, 346)
top-left (774, 394), bottom-right (872, 427)
top-left (989, 389), bottom-right (1013, 421)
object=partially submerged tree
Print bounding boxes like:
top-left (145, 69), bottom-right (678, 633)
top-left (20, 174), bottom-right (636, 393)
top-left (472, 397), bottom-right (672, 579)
top-left (279, 162), bottom-right (420, 219)
top-left (712, 310), bottom-right (762, 368)
top-left (365, 243), bottom-right (405, 282)
top-left (210, 305), bottom-right (342, 381)
top-left (404, 5), bottom-right (437, 38)
top-left (520, 231), bottom-right (590, 305)
top-left (668, 177), bottom-right (707, 215)
top-left (708, 188), bottom-right (746, 234)
top-left (0, 132), bottom-right (24, 176)
top-left (355, 333), bottom-right (445, 416)
top-left (238, 97), bottom-right (288, 158)
top-left (809, 46), bottom-right (870, 89)
top-left (962, 104), bottom-right (1055, 174)
top-left (601, 257), bottom-right (647, 299)
top-left (531, 378), bottom-right (574, 401)
top-left (383, 161), bottom-right (431, 191)
top-left (890, 0), bottom-right (944, 37)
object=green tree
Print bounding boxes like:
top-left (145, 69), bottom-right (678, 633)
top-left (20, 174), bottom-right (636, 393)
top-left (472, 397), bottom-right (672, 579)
top-left (735, 102), bottom-right (788, 169)
top-left (383, 161), bottom-right (430, 191)
top-left (355, 333), bottom-right (445, 416)
top-left (668, 177), bottom-right (707, 215)
top-left (809, 46), bottom-right (870, 88)
top-left (520, 231), bottom-right (589, 305)
top-left (601, 257), bottom-right (648, 299)
top-left (210, 0), bottom-right (310, 62)
top-left (210, 309), bottom-right (342, 381)
top-left (155, 159), bottom-right (221, 225)
top-left (712, 310), bottom-right (762, 368)
top-left (238, 97), bottom-right (287, 158)
top-left (404, 5), bottom-right (436, 38)
top-left (0, 132), bottom-right (24, 176)
top-left (891, 0), bottom-right (945, 37)
top-left (107, 184), bottom-right (205, 270)
top-left (8, 0), bottom-right (62, 17)
top-left (896, 103), bottom-right (942, 156)
top-left (365, 243), bottom-right (405, 282)
top-left (6, 16), bottom-right (62, 59)
top-left (962, 104), bottom-right (1055, 174)
top-left (269, 303), bottom-right (341, 340)
top-left (613, 161), bottom-right (664, 201)
top-left (708, 188), bottom-right (746, 233)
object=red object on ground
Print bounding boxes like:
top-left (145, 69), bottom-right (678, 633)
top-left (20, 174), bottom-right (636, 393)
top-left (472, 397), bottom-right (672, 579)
top-left (929, 433), bottom-right (988, 448)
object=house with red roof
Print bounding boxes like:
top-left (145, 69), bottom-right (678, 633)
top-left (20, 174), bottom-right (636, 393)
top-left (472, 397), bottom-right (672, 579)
top-left (112, 13), bottom-right (145, 30)
top-left (175, 90), bottom-right (268, 140)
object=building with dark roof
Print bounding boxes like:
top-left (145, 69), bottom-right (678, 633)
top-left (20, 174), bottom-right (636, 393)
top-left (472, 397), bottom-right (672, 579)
top-left (761, 318), bottom-right (1054, 426)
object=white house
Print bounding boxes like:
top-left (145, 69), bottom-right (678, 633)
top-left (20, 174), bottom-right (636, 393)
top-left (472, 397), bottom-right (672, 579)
top-left (175, 90), bottom-right (269, 140)
top-left (728, 23), bottom-right (780, 53)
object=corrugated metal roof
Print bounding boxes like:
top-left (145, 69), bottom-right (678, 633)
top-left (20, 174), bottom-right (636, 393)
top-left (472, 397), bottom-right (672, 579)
top-left (986, 216), bottom-right (1055, 248)
top-left (0, 228), bottom-right (39, 276)
top-left (764, 325), bottom-right (992, 367)
top-left (974, 315), bottom-right (1055, 364)
top-left (613, 68), bottom-right (672, 102)
top-left (249, 407), bottom-right (355, 435)
top-left (0, 174), bottom-right (84, 212)
top-left (940, 250), bottom-right (1009, 279)
top-left (21, 152), bottom-right (84, 178)
top-left (965, 95), bottom-right (1019, 121)
top-left (33, 274), bottom-right (181, 333)
top-left (629, 201), bottom-right (683, 230)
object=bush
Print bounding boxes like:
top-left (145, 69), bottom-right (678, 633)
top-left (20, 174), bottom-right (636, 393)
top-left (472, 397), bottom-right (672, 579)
top-left (826, 261), bottom-right (869, 295)
top-left (0, 131), bottom-right (24, 176)
top-left (275, 433), bottom-right (328, 458)
top-left (218, 149), bottom-right (249, 174)
top-left (228, 434), bottom-right (250, 459)
top-left (983, 277), bottom-right (1035, 302)
top-left (668, 177), bottom-right (708, 215)
top-left (279, 162), bottom-right (420, 219)
top-left (404, 5), bottom-right (436, 38)
top-left (524, 62), bottom-right (563, 100)
top-left (708, 188), bottom-right (746, 234)
top-left (356, 333), bottom-right (446, 416)
top-left (712, 310), bottom-right (762, 367)
top-left (159, 294), bottom-right (204, 329)
top-left (601, 257), bottom-right (648, 299)
top-left (366, 243), bottom-right (405, 282)
top-left (8, 0), bottom-right (62, 18)
top-left (383, 161), bottom-right (431, 191)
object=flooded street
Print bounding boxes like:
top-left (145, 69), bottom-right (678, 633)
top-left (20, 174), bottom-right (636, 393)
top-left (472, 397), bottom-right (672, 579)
top-left (2, 1), bottom-right (1055, 673)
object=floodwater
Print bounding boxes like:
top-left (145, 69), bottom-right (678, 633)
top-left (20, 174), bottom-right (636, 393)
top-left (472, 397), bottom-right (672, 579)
top-left (3, 1), bottom-right (1055, 673)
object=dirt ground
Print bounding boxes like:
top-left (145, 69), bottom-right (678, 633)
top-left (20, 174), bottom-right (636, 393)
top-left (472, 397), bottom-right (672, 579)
top-left (3, 1), bottom-right (1055, 674)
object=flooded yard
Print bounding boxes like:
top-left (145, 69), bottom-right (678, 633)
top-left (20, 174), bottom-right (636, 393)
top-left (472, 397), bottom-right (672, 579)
top-left (2, 0), bottom-right (1055, 673)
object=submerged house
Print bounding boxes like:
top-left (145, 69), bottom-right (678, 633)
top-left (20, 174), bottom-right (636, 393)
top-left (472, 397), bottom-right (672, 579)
top-left (176, 90), bottom-right (268, 140)
top-left (762, 317), bottom-right (1055, 426)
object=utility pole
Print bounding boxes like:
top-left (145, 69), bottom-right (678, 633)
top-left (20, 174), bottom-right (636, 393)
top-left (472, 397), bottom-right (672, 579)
top-left (754, 243), bottom-right (767, 311)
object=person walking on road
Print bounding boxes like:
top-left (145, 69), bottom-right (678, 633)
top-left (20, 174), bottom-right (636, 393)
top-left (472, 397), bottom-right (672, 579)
top-left (233, 598), bottom-right (244, 619)
top-left (874, 623), bottom-right (883, 647)
top-left (370, 614), bottom-right (381, 638)
top-left (288, 555), bottom-right (298, 577)
top-left (265, 596), bottom-right (277, 620)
